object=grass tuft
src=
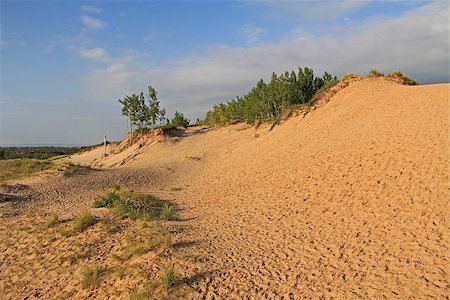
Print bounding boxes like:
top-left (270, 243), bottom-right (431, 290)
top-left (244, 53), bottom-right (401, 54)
top-left (46, 213), bottom-right (60, 228)
top-left (368, 69), bottom-right (384, 77)
top-left (161, 265), bottom-right (177, 291)
top-left (81, 266), bottom-right (104, 289)
top-left (73, 213), bottom-right (98, 233)
top-left (160, 204), bottom-right (178, 221)
top-left (129, 287), bottom-right (149, 300)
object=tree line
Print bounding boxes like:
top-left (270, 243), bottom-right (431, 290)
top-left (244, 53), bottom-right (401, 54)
top-left (204, 67), bottom-right (337, 125)
top-left (118, 66), bottom-right (336, 132)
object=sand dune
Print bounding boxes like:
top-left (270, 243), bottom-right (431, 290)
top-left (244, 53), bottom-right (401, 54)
top-left (1, 78), bottom-right (448, 298)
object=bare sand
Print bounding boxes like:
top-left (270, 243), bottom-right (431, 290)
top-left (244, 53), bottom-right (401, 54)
top-left (1, 78), bottom-right (448, 299)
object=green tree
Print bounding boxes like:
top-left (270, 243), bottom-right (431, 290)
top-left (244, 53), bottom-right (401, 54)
top-left (170, 111), bottom-right (190, 128)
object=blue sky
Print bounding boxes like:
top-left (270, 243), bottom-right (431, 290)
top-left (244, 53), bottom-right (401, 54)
top-left (1, 0), bottom-right (448, 145)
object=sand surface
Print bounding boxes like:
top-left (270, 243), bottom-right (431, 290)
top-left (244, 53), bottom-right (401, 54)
top-left (1, 78), bottom-right (449, 299)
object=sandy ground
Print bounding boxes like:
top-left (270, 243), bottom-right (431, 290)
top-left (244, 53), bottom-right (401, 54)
top-left (1, 78), bottom-right (448, 299)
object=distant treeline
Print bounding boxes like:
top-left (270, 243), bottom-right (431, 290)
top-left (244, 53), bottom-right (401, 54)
top-left (204, 67), bottom-right (337, 125)
top-left (0, 147), bottom-right (84, 160)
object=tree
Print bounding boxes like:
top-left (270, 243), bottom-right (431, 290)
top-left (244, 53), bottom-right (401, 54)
top-left (147, 86), bottom-right (166, 127)
top-left (170, 111), bottom-right (190, 128)
top-left (119, 85), bottom-right (167, 132)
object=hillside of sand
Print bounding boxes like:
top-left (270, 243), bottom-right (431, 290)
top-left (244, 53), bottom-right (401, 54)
top-left (1, 77), bottom-right (448, 299)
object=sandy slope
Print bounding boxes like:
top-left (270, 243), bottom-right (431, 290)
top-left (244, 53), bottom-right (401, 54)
top-left (1, 78), bottom-right (448, 299)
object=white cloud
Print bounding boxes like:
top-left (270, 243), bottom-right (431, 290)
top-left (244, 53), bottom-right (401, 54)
top-left (79, 48), bottom-right (109, 60)
top-left (252, 0), bottom-right (370, 20)
top-left (80, 5), bottom-right (103, 14)
top-left (80, 2), bottom-right (449, 121)
top-left (241, 24), bottom-right (264, 44)
top-left (80, 14), bottom-right (106, 30)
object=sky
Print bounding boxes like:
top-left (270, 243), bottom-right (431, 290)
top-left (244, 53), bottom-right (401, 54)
top-left (0, 0), bottom-right (448, 146)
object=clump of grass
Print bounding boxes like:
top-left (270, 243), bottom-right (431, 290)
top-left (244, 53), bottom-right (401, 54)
top-left (160, 204), bottom-right (178, 221)
top-left (100, 217), bottom-right (121, 233)
top-left (112, 183), bottom-right (121, 192)
top-left (341, 73), bottom-right (358, 81)
top-left (170, 187), bottom-right (183, 191)
top-left (129, 287), bottom-right (149, 300)
top-left (368, 69), bottom-right (384, 77)
top-left (81, 266), bottom-right (104, 289)
top-left (113, 266), bottom-right (125, 279)
top-left (93, 191), bottom-right (120, 208)
top-left (389, 71), bottom-right (419, 85)
top-left (46, 213), bottom-right (60, 228)
top-left (93, 186), bottom-right (176, 221)
top-left (73, 213), bottom-right (98, 233)
top-left (161, 265), bottom-right (177, 292)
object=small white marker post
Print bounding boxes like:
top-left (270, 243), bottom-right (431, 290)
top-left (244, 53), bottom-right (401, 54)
top-left (104, 134), bottom-right (107, 157)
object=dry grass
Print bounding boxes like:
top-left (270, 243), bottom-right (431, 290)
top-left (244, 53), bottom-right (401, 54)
top-left (0, 159), bottom-right (54, 183)
top-left (81, 266), bottom-right (104, 289)
top-left (73, 213), bottom-right (98, 233)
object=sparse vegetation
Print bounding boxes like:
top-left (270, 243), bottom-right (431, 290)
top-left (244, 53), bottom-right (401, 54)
top-left (0, 159), bottom-right (54, 183)
top-left (129, 287), bottom-right (149, 300)
top-left (113, 266), bottom-right (125, 279)
top-left (341, 73), bottom-right (357, 81)
top-left (93, 187), bottom-right (176, 221)
top-left (73, 213), bottom-right (98, 232)
top-left (81, 266), bottom-right (104, 289)
top-left (160, 203), bottom-right (179, 221)
top-left (389, 71), bottom-right (419, 85)
top-left (161, 265), bottom-right (177, 291)
top-left (368, 69), bottom-right (385, 77)
top-left (46, 213), bottom-right (60, 228)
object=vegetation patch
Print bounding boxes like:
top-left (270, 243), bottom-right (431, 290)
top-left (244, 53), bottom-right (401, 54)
top-left (0, 159), bottom-right (54, 184)
top-left (93, 187), bottom-right (177, 221)
top-left (161, 265), bottom-right (177, 291)
top-left (0, 146), bottom-right (84, 160)
top-left (46, 213), bottom-right (60, 228)
top-left (81, 266), bottom-right (105, 289)
top-left (73, 213), bottom-right (98, 233)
